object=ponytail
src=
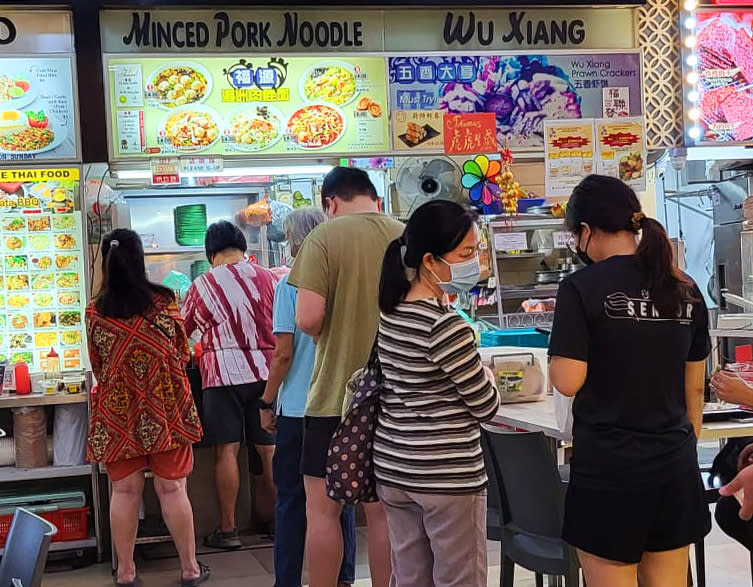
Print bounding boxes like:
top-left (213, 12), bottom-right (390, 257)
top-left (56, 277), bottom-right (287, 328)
top-left (636, 217), bottom-right (694, 315)
top-left (378, 200), bottom-right (476, 315)
top-left (379, 237), bottom-right (411, 314)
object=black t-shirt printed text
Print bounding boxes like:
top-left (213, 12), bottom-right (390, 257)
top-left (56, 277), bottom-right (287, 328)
top-left (549, 255), bottom-right (711, 489)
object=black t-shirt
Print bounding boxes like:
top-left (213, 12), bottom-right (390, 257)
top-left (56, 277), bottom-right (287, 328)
top-left (549, 255), bottom-right (711, 489)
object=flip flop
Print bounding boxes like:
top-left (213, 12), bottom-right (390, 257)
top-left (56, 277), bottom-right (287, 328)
top-left (181, 561), bottom-right (210, 587)
top-left (114, 576), bottom-right (142, 587)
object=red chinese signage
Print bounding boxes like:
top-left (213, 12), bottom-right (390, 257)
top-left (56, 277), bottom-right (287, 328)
top-left (443, 113), bottom-right (497, 155)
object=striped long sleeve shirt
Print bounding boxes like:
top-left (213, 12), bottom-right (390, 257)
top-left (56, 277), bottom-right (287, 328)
top-left (374, 299), bottom-right (500, 494)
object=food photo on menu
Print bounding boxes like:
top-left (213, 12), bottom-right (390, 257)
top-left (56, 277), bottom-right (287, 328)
top-left (0, 58), bottom-right (78, 160)
top-left (696, 11), bottom-right (753, 143)
top-left (108, 56), bottom-right (389, 157)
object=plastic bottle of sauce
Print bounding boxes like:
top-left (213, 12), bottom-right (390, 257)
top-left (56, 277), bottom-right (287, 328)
top-left (14, 362), bottom-right (30, 396)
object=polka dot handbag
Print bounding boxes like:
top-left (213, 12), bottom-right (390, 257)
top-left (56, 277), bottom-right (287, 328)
top-left (326, 346), bottom-right (383, 505)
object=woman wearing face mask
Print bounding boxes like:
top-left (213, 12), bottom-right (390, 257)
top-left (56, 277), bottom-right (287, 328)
top-left (550, 175), bottom-right (711, 587)
top-left (375, 200), bottom-right (500, 587)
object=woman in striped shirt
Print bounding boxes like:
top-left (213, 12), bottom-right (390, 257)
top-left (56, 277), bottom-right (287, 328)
top-left (375, 200), bottom-right (500, 587)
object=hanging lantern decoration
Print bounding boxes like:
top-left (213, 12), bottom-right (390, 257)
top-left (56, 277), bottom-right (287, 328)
top-left (461, 154), bottom-right (502, 215)
top-left (494, 147), bottom-right (524, 214)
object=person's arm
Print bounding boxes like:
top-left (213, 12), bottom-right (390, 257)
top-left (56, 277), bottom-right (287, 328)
top-left (549, 357), bottom-right (587, 397)
top-left (548, 279), bottom-right (589, 397)
top-left (428, 313), bottom-right (500, 422)
top-left (295, 289), bottom-right (326, 338)
top-left (721, 467), bottom-right (753, 520)
top-left (166, 299), bottom-right (191, 365)
top-left (288, 231), bottom-right (329, 339)
top-left (85, 311), bottom-right (103, 380)
top-left (262, 333), bottom-right (294, 405)
top-left (685, 361), bottom-right (706, 437)
top-left (686, 289), bottom-right (712, 436)
top-left (181, 285), bottom-right (198, 337)
top-left (711, 370), bottom-right (753, 405)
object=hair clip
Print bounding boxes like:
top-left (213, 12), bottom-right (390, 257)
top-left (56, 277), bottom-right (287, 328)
top-left (109, 239), bottom-right (120, 248)
top-left (631, 212), bottom-right (645, 232)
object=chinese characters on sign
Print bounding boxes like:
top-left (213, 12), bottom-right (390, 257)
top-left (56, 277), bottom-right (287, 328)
top-left (443, 113), bottom-right (497, 155)
top-left (602, 86), bottom-right (629, 118)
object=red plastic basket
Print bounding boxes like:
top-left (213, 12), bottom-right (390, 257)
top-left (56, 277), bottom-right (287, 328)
top-left (0, 507), bottom-right (89, 546)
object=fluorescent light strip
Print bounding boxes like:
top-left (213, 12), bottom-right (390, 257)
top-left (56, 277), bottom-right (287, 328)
top-left (116, 164), bottom-right (334, 180)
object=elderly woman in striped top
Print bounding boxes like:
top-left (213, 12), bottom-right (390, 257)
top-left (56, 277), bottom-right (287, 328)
top-left (375, 200), bottom-right (500, 587)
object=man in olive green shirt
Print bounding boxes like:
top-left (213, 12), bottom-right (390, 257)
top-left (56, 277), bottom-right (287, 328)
top-left (288, 167), bottom-right (402, 587)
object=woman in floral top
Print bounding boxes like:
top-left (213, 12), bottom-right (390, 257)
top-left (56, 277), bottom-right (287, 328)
top-left (86, 229), bottom-right (208, 587)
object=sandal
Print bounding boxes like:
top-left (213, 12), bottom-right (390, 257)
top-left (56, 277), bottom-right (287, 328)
top-left (181, 561), bottom-right (210, 587)
top-left (114, 576), bottom-right (142, 587)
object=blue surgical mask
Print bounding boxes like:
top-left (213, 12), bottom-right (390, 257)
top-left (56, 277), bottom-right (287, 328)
top-left (433, 255), bottom-right (482, 295)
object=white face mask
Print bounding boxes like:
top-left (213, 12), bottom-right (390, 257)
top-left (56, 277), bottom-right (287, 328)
top-left (430, 255), bottom-right (482, 295)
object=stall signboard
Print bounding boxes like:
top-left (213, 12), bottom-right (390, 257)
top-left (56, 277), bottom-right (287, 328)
top-left (100, 8), bottom-right (636, 54)
top-left (0, 168), bottom-right (86, 371)
top-left (595, 117), bottom-right (646, 191)
top-left (694, 11), bottom-right (753, 145)
top-left (544, 119), bottom-right (596, 197)
top-left (0, 11), bottom-right (80, 163)
top-left (388, 52), bottom-right (643, 152)
top-left (106, 56), bottom-right (390, 159)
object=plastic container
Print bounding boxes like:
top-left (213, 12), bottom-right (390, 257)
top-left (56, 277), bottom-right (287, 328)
top-left (12, 406), bottom-right (48, 468)
top-left (480, 328), bottom-right (549, 349)
top-left (42, 379), bottom-right (60, 395)
top-left (0, 506), bottom-right (89, 546)
top-left (517, 198), bottom-right (547, 214)
top-left (62, 376), bottom-right (84, 394)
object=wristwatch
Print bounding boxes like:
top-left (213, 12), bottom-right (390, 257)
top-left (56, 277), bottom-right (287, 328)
top-left (257, 398), bottom-right (275, 412)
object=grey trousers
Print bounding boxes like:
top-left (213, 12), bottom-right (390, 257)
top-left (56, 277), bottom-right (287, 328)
top-left (377, 484), bottom-right (488, 587)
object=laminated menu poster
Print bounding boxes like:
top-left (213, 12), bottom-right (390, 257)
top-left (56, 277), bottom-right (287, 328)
top-left (106, 56), bottom-right (390, 158)
top-left (544, 119), bottom-right (595, 197)
top-left (0, 168), bottom-right (86, 371)
top-left (388, 52), bottom-right (642, 151)
top-left (695, 11), bottom-right (753, 144)
top-left (595, 118), bottom-right (647, 192)
top-left (0, 58), bottom-right (78, 161)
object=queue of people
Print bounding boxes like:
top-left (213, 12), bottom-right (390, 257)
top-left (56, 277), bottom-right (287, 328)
top-left (83, 167), bottom-right (753, 587)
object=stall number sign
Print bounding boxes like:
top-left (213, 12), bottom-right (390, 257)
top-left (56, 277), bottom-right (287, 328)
top-left (151, 157), bottom-right (180, 185)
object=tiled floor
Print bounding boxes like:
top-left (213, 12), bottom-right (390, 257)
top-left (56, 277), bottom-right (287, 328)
top-left (42, 516), bottom-right (753, 587)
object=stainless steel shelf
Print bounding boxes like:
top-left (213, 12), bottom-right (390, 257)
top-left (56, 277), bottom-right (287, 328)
top-left (489, 217), bottom-right (564, 229)
top-left (710, 329), bottom-right (753, 338)
top-left (0, 536), bottom-right (97, 556)
top-left (497, 252), bottom-right (546, 260)
top-left (0, 393), bottom-right (87, 409)
top-left (500, 285), bottom-right (559, 300)
top-left (0, 464), bottom-right (92, 482)
top-left (144, 246), bottom-right (204, 255)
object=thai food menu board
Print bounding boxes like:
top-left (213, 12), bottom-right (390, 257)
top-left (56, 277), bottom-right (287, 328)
top-left (0, 168), bottom-right (86, 371)
top-left (0, 58), bottom-right (79, 161)
top-left (106, 56), bottom-right (390, 158)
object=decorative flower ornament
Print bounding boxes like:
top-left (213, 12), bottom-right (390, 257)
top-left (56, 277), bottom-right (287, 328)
top-left (462, 154), bottom-right (502, 207)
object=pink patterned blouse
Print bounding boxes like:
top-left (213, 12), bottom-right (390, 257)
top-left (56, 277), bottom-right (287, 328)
top-left (182, 262), bottom-right (277, 389)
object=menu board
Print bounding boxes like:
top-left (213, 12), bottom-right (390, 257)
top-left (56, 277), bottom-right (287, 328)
top-left (0, 58), bottom-right (78, 161)
top-left (695, 11), bottom-right (753, 144)
top-left (388, 52), bottom-right (642, 151)
top-left (0, 168), bottom-right (86, 371)
top-left (106, 56), bottom-right (390, 158)
top-left (595, 117), bottom-right (646, 192)
top-left (544, 120), bottom-right (596, 197)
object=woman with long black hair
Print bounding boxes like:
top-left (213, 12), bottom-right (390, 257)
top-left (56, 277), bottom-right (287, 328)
top-left (375, 200), bottom-right (499, 586)
top-left (549, 175), bottom-right (711, 587)
top-left (86, 229), bottom-right (208, 587)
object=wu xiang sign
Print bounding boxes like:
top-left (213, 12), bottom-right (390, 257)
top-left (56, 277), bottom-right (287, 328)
top-left (101, 8), bottom-right (636, 53)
